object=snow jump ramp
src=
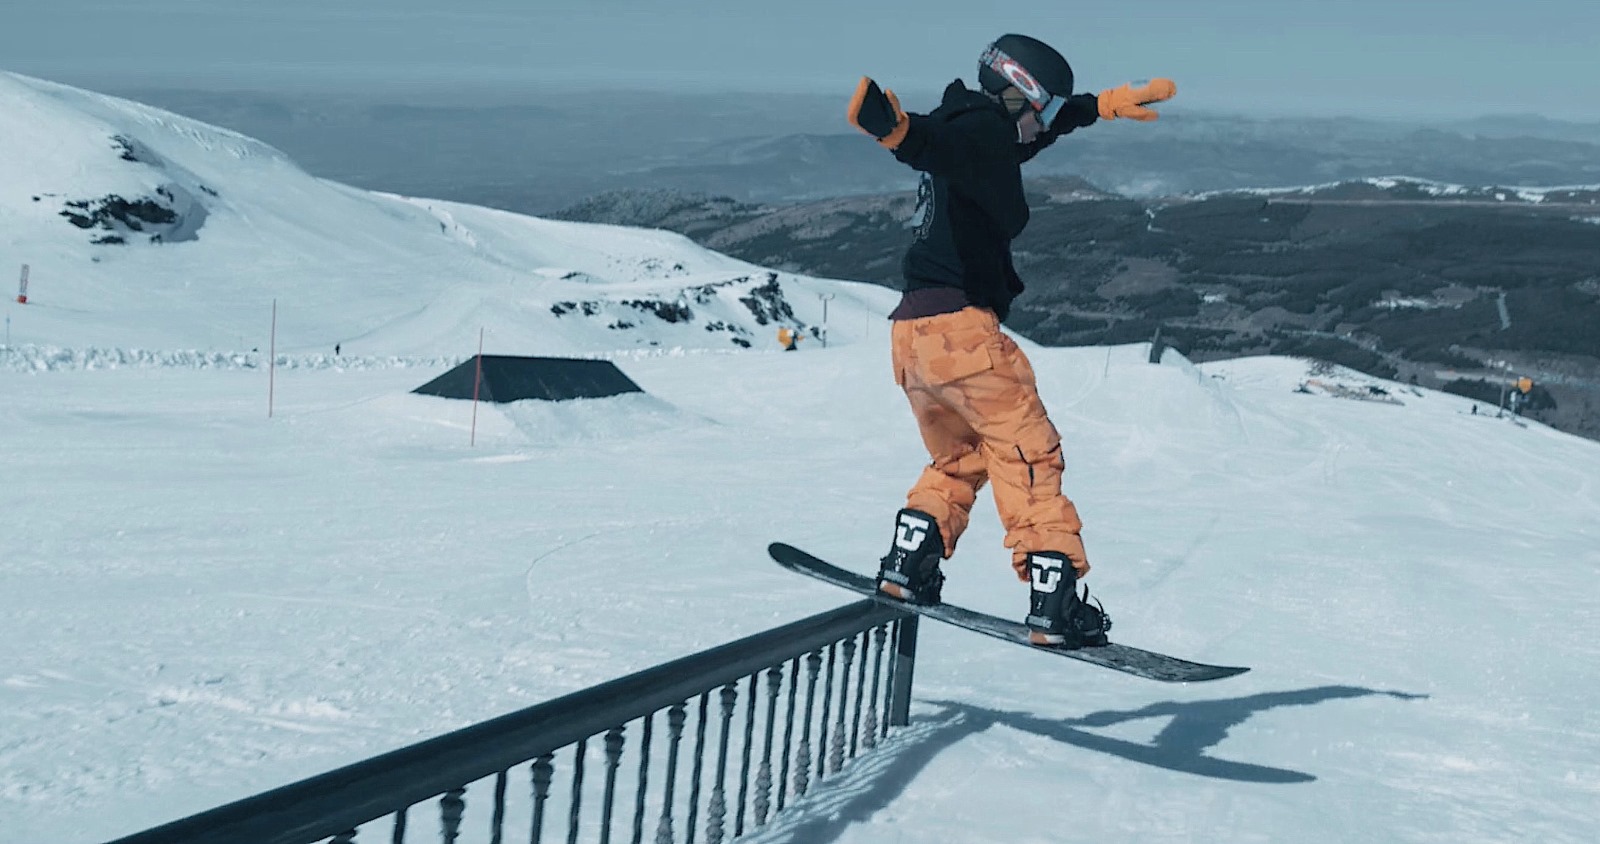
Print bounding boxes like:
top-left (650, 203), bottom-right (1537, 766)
top-left (412, 355), bottom-right (643, 403)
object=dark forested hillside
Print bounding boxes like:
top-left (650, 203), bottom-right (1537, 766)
top-left (559, 178), bottom-right (1600, 440)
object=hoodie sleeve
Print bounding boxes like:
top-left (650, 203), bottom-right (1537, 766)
top-left (1016, 93), bottom-right (1099, 163)
top-left (893, 113), bottom-right (978, 177)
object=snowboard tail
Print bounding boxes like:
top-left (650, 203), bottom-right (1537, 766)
top-left (768, 542), bottom-right (1247, 683)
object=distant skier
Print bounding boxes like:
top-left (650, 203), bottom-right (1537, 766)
top-left (778, 327), bottom-right (803, 351)
top-left (848, 34), bottom-right (1174, 645)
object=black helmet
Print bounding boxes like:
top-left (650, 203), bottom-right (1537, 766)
top-left (978, 34), bottom-right (1074, 119)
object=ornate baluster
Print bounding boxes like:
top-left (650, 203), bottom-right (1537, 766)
top-left (440, 788), bottom-right (466, 844)
top-left (686, 694), bottom-right (710, 844)
top-left (753, 666), bottom-right (783, 827)
top-left (850, 630), bottom-right (870, 760)
top-left (863, 625), bottom-right (888, 750)
top-left (734, 673), bottom-right (758, 837)
top-left (816, 643), bottom-right (837, 780)
top-left (705, 684), bottom-right (738, 844)
top-left (491, 769), bottom-right (509, 844)
top-left (632, 714), bottom-right (654, 844)
top-left (531, 754), bottom-right (556, 844)
top-left (655, 703), bottom-right (688, 844)
top-left (329, 832), bottom-right (355, 844)
top-left (776, 658), bottom-right (800, 812)
top-left (390, 805), bottom-right (408, 844)
top-left (830, 637), bottom-right (855, 774)
top-left (567, 737), bottom-right (588, 844)
top-left (793, 650), bottom-right (823, 798)
top-left (600, 726), bottom-right (626, 844)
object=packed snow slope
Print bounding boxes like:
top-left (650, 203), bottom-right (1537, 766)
top-left (2, 74), bottom-right (1597, 843)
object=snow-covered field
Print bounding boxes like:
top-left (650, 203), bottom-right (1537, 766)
top-left (3, 72), bottom-right (1598, 843)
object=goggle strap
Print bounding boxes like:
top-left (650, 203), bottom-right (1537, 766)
top-left (1037, 94), bottom-right (1066, 129)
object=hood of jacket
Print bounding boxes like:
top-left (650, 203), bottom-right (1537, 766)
top-left (930, 78), bottom-right (1009, 123)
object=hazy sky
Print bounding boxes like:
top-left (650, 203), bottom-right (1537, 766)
top-left (4, 0), bottom-right (1598, 120)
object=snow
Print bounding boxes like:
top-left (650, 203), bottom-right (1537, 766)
top-left (1193, 175), bottom-right (1600, 203)
top-left (3, 73), bottom-right (1599, 844)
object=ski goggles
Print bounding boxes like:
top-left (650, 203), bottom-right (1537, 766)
top-left (1002, 88), bottom-right (1067, 128)
top-left (981, 45), bottom-right (1067, 128)
top-left (1033, 93), bottom-right (1067, 129)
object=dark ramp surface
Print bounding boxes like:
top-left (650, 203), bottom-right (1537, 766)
top-left (413, 355), bottom-right (643, 403)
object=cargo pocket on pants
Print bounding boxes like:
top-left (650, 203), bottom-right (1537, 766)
top-left (911, 327), bottom-right (994, 386)
top-left (996, 333), bottom-right (1040, 389)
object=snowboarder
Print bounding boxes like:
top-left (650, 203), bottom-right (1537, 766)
top-left (847, 33), bottom-right (1175, 646)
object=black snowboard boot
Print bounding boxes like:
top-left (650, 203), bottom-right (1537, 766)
top-left (1024, 551), bottom-right (1111, 647)
top-left (877, 508), bottom-right (945, 604)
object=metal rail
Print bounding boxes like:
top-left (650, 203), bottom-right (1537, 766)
top-left (108, 599), bottom-right (915, 844)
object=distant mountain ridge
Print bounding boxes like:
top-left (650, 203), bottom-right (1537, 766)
top-left (556, 176), bottom-right (1600, 442)
top-left (105, 88), bottom-right (1600, 213)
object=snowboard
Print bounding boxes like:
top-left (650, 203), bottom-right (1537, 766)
top-left (768, 542), bottom-right (1248, 683)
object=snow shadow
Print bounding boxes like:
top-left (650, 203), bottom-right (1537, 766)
top-left (931, 684), bottom-right (1429, 784)
top-left (739, 686), bottom-right (1429, 844)
top-left (737, 707), bottom-right (980, 844)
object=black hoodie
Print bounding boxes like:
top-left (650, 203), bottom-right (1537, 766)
top-left (891, 79), bottom-right (1095, 322)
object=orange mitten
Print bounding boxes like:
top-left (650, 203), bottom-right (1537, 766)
top-left (847, 76), bottom-right (910, 149)
top-left (1097, 78), bottom-right (1177, 121)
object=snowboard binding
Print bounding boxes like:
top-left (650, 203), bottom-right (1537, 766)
top-left (877, 508), bottom-right (945, 604)
top-left (1024, 551), bottom-right (1112, 648)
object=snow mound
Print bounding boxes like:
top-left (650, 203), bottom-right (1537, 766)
top-left (0, 72), bottom-right (895, 358)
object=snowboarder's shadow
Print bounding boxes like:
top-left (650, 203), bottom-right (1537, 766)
top-left (743, 685), bottom-right (1424, 844)
top-left (930, 684), bottom-right (1428, 784)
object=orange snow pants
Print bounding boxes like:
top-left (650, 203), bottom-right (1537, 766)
top-left (890, 307), bottom-right (1088, 579)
